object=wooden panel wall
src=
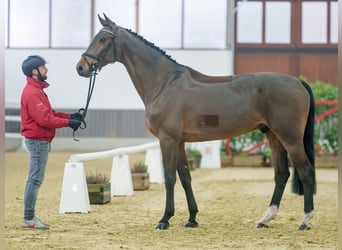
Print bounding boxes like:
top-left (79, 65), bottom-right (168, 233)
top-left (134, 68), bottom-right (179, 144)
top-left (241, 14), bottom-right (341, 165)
top-left (235, 50), bottom-right (338, 85)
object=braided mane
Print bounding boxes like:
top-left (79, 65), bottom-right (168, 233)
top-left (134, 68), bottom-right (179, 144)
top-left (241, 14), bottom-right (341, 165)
top-left (125, 29), bottom-right (178, 64)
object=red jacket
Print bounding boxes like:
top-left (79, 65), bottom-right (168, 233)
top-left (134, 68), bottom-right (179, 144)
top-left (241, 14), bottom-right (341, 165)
top-left (21, 77), bottom-right (70, 142)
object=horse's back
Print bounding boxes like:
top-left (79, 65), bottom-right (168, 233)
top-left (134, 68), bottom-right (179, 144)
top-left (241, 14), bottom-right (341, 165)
top-left (234, 72), bottom-right (301, 88)
top-left (185, 70), bottom-right (307, 100)
top-left (231, 72), bottom-right (309, 106)
top-left (187, 67), bottom-right (233, 83)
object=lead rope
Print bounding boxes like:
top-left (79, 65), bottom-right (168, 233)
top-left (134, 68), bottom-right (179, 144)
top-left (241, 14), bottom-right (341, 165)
top-left (73, 70), bottom-right (98, 141)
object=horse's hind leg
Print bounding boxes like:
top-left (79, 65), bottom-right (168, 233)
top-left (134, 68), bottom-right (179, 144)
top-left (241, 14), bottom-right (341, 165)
top-left (177, 143), bottom-right (199, 227)
top-left (287, 143), bottom-right (315, 230)
top-left (257, 131), bottom-right (290, 228)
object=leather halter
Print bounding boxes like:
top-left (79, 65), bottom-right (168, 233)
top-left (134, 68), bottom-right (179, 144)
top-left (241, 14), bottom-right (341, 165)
top-left (81, 27), bottom-right (119, 71)
top-left (73, 27), bottom-right (119, 141)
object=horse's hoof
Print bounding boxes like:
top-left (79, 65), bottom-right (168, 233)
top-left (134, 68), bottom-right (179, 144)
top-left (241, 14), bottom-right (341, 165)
top-left (155, 222), bottom-right (169, 230)
top-left (298, 223), bottom-right (311, 230)
top-left (185, 221), bottom-right (198, 228)
top-left (256, 223), bottom-right (268, 228)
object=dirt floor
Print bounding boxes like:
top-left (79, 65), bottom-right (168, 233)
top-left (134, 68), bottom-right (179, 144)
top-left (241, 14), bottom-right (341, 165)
top-left (5, 152), bottom-right (338, 249)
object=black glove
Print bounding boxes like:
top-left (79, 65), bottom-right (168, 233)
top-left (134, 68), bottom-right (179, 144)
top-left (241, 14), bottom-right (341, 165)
top-left (70, 112), bottom-right (83, 121)
top-left (68, 119), bottom-right (82, 130)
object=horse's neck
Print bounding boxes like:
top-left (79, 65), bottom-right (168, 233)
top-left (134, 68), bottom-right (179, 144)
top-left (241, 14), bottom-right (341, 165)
top-left (117, 30), bottom-right (179, 105)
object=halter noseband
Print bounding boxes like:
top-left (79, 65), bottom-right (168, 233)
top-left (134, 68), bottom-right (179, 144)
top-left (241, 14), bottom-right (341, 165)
top-left (82, 27), bottom-right (119, 72)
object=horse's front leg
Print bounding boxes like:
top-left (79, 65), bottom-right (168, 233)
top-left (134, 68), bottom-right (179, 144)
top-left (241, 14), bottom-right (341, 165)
top-left (177, 143), bottom-right (198, 228)
top-left (155, 136), bottom-right (179, 230)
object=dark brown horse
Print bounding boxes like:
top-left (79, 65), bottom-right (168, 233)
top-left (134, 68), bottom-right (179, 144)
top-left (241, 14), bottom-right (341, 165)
top-left (76, 14), bottom-right (316, 230)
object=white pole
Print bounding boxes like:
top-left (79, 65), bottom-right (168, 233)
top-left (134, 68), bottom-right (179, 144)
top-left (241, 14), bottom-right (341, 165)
top-left (69, 141), bottom-right (160, 162)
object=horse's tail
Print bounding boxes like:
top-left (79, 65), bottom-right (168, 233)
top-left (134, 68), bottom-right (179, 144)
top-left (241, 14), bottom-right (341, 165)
top-left (292, 80), bottom-right (316, 195)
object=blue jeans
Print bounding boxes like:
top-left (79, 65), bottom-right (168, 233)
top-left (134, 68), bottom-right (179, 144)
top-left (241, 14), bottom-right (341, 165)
top-left (24, 139), bottom-right (50, 220)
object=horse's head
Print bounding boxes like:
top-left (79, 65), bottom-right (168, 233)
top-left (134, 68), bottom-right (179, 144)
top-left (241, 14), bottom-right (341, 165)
top-left (76, 14), bottom-right (119, 77)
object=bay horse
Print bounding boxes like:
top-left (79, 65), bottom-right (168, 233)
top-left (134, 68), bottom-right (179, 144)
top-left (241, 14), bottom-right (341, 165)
top-left (76, 14), bottom-right (316, 230)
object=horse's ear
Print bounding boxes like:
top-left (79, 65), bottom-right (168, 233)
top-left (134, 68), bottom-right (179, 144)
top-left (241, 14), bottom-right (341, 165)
top-left (103, 13), bottom-right (117, 29)
top-left (98, 14), bottom-right (108, 27)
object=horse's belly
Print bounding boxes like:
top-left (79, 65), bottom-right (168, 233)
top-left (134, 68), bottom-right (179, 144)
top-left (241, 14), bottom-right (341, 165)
top-left (181, 124), bottom-right (257, 142)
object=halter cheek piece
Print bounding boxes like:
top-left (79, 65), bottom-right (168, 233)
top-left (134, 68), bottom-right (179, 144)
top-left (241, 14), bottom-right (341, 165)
top-left (82, 27), bottom-right (119, 72)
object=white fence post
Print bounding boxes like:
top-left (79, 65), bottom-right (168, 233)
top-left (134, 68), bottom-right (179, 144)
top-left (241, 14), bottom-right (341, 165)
top-left (191, 140), bottom-right (222, 168)
top-left (59, 141), bottom-right (163, 214)
top-left (110, 155), bottom-right (134, 196)
top-left (145, 147), bottom-right (164, 183)
top-left (59, 162), bottom-right (90, 213)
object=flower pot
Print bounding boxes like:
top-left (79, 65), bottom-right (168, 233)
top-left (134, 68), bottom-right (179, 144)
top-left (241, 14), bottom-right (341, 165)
top-left (132, 172), bottom-right (150, 190)
top-left (87, 183), bottom-right (111, 204)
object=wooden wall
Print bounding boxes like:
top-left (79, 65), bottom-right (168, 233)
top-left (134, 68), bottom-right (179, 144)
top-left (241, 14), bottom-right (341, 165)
top-left (235, 49), bottom-right (338, 85)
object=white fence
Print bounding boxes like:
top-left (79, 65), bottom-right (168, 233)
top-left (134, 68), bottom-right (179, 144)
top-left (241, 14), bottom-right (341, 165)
top-left (59, 141), bottom-right (164, 213)
top-left (68, 141), bottom-right (164, 184)
top-left (5, 113), bottom-right (24, 151)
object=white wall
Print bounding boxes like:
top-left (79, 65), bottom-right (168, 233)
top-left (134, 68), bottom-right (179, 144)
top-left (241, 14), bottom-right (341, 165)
top-left (5, 49), bottom-right (233, 110)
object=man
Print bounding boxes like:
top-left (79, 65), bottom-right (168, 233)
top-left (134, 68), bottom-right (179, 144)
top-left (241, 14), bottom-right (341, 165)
top-left (20, 55), bottom-right (82, 229)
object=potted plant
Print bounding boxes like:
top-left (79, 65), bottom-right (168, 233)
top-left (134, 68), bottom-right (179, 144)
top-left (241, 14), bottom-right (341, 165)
top-left (185, 148), bottom-right (202, 170)
top-left (131, 161), bottom-right (150, 190)
top-left (86, 171), bottom-right (111, 204)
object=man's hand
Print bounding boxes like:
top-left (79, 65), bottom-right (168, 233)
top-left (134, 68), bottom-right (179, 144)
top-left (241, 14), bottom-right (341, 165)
top-left (70, 112), bottom-right (83, 121)
top-left (68, 119), bottom-right (82, 130)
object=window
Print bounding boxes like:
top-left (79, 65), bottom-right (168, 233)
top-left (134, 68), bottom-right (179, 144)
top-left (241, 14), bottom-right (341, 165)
top-left (139, 0), bottom-right (182, 48)
top-left (5, 0), bottom-right (8, 47)
top-left (184, 0), bottom-right (227, 48)
top-left (235, 0), bottom-right (337, 48)
top-left (6, 0), bottom-right (230, 49)
top-left (302, 2), bottom-right (327, 44)
top-left (236, 0), bottom-right (292, 46)
top-left (265, 2), bottom-right (291, 44)
top-left (301, 0), bottom-right (337, 46)
top-left (51, 0), bottom-right (92, 48)
top-left (236, 1), bottom-right (263, 43)
top-left (140, 0), bottom-right (228, 49)
top-left (94, 0), bottom-right (136, 34)
top-left (8, 0), bottom-right (50, 48)
top-left (330, 1), bottom-right (337, 43)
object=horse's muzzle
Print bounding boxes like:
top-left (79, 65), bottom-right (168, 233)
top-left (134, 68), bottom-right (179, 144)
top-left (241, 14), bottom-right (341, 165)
top-left (76, 60), bottom-right (91, 78)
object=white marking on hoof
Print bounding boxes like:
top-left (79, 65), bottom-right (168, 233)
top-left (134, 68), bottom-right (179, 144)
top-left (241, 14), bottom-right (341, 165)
top-left (257, 205), bottom-right (278, 227)
top-left (299, 210), bottom-right (314, 229)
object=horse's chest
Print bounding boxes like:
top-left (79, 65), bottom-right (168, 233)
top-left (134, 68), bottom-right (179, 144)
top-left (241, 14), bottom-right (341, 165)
top-left (144, 109), bottom-right (164, 137)
top-left (145, 117), bottom-right (158, 136)
top-left (144, 104), bottom-right (173, 136)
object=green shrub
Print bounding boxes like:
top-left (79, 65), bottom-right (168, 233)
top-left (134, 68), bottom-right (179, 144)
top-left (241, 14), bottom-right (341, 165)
top-left (304, 77), bottom-right (338, 154)
top-left (185, 148), bottom-right (202, 158)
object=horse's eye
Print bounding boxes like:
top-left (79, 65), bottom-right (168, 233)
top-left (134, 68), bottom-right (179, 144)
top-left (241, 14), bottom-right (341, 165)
top-left (99, 37), bottom-right (106, 43)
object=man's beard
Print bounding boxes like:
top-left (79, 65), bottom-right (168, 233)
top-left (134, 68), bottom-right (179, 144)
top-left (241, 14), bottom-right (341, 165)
top-left (39, 75), bottom-right (47, 81)
top-left (37, 69), bottom-right (47, 81)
